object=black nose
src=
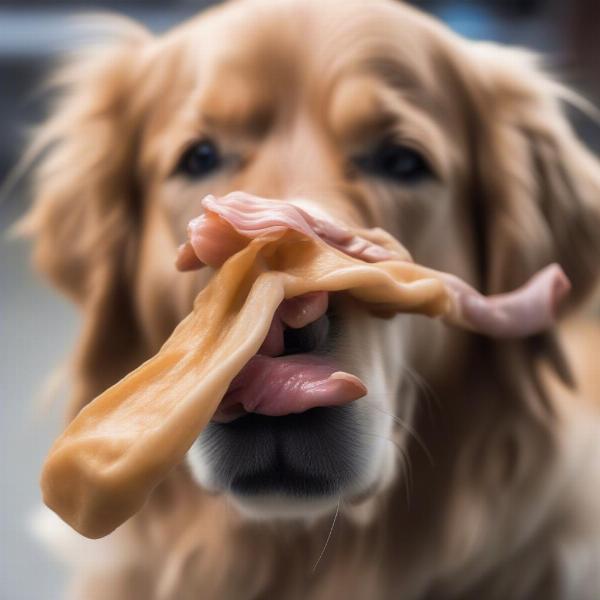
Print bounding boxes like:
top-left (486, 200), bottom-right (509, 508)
top-left (198, 405), bottom-right (363, 498)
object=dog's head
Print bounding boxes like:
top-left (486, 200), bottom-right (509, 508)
top-left (25, 0), bottom-right (600, 522)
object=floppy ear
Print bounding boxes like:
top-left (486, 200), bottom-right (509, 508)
top-left (467, 45), bottom-right (600, 310)
top-left (21, 17), bottom-right (152, 418)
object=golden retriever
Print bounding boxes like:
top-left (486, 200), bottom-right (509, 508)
top-left (24, 0), bottom-right (600, 598)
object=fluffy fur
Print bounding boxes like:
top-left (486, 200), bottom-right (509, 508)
top-left (23, 0), bottom-right (600, 598)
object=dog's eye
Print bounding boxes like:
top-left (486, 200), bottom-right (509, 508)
top-left (355, 142), bottom-right (432, 184)
top-left (176, 139), bottom-right (221, 178)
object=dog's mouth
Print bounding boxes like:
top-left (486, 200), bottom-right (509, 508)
top-left (188, 291), bottom-right (385, 508)
top-left (191, 292), bottom-right (383, 507)
top-left (213, 291), bottom-right (367, 423)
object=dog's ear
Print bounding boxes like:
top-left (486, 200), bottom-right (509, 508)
top-left (20, 17), bottom-right (152, 417)
top-left (464, 44), bottom-right (600, 310)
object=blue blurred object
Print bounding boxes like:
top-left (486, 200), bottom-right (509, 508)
top-left (433, 2), bottom-right (504, 40)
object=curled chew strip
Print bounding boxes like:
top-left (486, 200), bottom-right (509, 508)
top-left (180, 193), bottom-right (571, 337)
top-left (41, 229), bottom-right (451, 539)
top-left (41, 193), bottom-right (569, 539)
top-left (176, 193), bottom-right (408, 271)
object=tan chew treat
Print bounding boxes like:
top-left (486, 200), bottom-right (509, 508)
top-left (41, 230), bottom-right (450, 539)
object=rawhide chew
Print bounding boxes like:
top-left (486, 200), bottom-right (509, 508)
top-left (41, 192), bottom-right (569, 539)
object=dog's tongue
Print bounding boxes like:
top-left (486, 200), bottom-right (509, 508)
top-left (214, 291), bottom-right (366, 421)
top-left (214, 355), bottom-right (366, 422)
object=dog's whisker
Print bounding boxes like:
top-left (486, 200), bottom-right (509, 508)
top-left (312, 497), bottom-right (341, 572)
top-left (399, 364), bottom-right (441, 413)
top-left (360, 432), bottom-right (413, 506)
top-left (362, 397), bottom-right (434, 467)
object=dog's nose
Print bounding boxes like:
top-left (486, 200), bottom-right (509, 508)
top-left (197, 405), bottom-right (365, 499)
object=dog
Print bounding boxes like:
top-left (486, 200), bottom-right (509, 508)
top-left (23, 0), bottom-right (600, 598)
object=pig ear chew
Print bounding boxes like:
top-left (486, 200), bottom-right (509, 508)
top-left (40, 193), bottom-right (570, 539)
top-left (41, 231), bottom-right (452, 539)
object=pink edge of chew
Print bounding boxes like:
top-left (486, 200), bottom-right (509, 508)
top-left (441, 263), bottom-right (571, 338)
top-left (198, 192), bottom-right (403, 265)
top-left (175, 242), bottom-right (203, 271)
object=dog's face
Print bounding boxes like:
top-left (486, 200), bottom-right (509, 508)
top-left (27, 0), bottom-right (600, 522)
top-left (137, 0), bottom-right (475, 517)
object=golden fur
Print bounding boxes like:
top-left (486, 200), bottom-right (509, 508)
top-left (23, 0), bottom-right (600, 598)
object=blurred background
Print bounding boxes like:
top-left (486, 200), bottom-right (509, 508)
top-left (1, 1), bottom-right (599, 598)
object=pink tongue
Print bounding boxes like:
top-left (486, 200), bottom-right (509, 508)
top-left (214, 290), bottom-right (366, 422)
top-left (213, 355), bottom-right (366, 422)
